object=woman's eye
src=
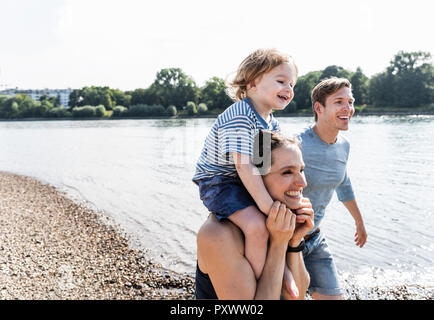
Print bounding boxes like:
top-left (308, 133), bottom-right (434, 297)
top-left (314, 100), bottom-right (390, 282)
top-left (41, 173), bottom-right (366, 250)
top-left (283, 170), bottom-right (292, 175)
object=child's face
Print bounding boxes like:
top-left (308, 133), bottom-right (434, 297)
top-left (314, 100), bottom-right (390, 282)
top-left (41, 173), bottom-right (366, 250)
top-left (262, 144), bottom-right (307, 210)
top-left (248, 63), bottom-right (297, 111)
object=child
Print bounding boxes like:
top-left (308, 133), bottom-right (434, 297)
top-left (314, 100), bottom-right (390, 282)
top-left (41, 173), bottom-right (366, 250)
top-left (193, 49), bottom-right (298, 283)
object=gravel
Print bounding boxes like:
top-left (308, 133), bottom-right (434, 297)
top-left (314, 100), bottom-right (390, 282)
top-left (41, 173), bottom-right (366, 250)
top-left (0, 172), bottom-right (194, 300)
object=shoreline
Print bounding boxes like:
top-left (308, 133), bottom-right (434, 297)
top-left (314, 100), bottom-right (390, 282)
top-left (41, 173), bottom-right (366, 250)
top-left (0, 171), bottom-right (194, 299)
top-left (0, 110), bottom-right (433, 122)
top-left (0, 171), bottom-right (432, 300)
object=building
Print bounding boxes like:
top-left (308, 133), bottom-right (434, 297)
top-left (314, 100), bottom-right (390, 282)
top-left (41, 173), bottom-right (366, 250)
top-left (0, 88), bottom-right (73, 108)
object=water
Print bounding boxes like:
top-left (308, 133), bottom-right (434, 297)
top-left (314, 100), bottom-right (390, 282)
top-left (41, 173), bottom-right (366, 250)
top-left (0, 116), bottom-right (433, 290)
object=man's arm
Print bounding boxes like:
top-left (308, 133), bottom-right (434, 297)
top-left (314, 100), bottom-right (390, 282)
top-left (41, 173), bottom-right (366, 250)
top-left (343, 198), bottom-right (367, 248)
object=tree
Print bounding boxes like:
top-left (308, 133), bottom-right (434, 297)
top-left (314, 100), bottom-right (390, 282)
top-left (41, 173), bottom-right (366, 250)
top-left (166, 105), bottom-right (177, 116)
top-left (197, 103), bottom-right (208, 114)
top-left (320, 65), bottom-right (352, 81)
top-left (130, 87), bottom-right (159, 106)
top-left (152, 68), bottom-right (199, 107)
top-left (201, 77), bottom-right (233, 110)
top-left (186, 101), bottom-right (197, 115)
top-left (351, 67), bottom-right (369, 105)
top-left (368, 51), bottom-right (433, 107)
top-left (293, 71), bottom-right (321, 109)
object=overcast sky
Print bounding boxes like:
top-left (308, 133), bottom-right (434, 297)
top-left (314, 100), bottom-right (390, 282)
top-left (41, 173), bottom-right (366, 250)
top-left (0, 0), bottom-right (433, 91)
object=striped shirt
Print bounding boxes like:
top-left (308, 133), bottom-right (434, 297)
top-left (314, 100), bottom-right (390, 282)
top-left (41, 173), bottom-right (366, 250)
top-left (192, 98), bottom-right (281, 183)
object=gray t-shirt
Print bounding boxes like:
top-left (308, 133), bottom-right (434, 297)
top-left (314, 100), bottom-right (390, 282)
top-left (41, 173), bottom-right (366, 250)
top-left (297, 126), bottom-right (355, 234)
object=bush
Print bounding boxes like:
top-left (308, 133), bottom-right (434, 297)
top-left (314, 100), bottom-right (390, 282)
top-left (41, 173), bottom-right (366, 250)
top-left (127, 104), bottom-right (166, 117)
top-left (197, 103), bottom-right (208, 114)
top-left (95, 104), bottom-right (106, 117)
top-left (112, 106), bottom-right (128, 117)
top-left (166, 105), bottom-right (177, 116)
top-left (72, 106), bottom-right (96, 118)
top-left (186, 101), bottom-right (197, 115)
top-left (46, 107), bottom-right (69, 118)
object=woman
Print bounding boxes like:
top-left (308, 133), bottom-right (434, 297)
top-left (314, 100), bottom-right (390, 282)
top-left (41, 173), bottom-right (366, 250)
top-left (196, 131), bottom-right (314, 299)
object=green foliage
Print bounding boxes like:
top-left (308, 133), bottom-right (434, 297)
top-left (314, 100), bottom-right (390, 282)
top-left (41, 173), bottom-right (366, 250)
top-left (130, 88), bottom-right (159, 106)
top-left (68, 86), bottom-right (122, 110)
top-left (201, 77), bottom-right (233, 110)
top-left (112, 106), bottom-right (128, 117)
top-left (1, 50), bottom-right (432, 120)
top-left (320, 65), bottom-right (353, 80)
top-left (95, 105), bottom-right (106, 117)
top-left (197, 103), bottom-right (208, 114)
top-left (293, 71), bottom-right (321, 109)
top-left (46, 107), bottom-right (70, 118)
top-left (186, 101), bottom-right (197, 115)
top-left (72, 106), bottom-right (97, 118)
top-left (351, 67), bottom-right (369, 105)
top-left (127, 104), bottom-right (166, 117)
top-left (166, 105), bottom-right (177, 116)
top-left (369, 51), bottom-right (433, 107)
top-left (152, 68), bottom-right (199, 107)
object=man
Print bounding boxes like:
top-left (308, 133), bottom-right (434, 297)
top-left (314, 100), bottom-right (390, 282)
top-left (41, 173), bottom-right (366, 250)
top-left (297, 77), bottom-right (368, 300)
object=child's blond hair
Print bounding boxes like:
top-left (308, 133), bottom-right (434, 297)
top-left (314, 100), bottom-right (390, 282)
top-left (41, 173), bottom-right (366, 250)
top-left (227, 48), bottom-right (298, 101)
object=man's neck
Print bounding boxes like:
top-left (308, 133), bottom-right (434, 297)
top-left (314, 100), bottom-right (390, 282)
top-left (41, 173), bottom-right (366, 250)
top-left (312, 122), bottom-right (339, 144)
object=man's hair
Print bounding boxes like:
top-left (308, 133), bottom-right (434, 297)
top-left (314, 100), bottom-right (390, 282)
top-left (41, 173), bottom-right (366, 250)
top-left (227, 48), bottom-right (298, 101)
top-left (311, 77), bottom-right (352, 122)
top-left (253, 130), bottom-right (301, 174)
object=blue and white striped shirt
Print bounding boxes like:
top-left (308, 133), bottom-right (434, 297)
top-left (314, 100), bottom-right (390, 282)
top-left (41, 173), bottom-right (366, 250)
top-left (192, 98), bottom-right (281, 183)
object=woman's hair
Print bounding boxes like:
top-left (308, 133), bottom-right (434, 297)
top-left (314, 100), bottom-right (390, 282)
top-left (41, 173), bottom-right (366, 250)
top-left (311, 77), bottom-right (352, 122)
top-left (253, 130), bottom-right (301, 174)
top-left (227, 48), bottom-right (298, 101)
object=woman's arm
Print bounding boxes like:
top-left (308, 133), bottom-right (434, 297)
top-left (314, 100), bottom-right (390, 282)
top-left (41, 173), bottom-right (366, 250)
top-left (282, 198), bottom-right (315, 300)
top-left (197, 202), bottom-right (295, 300)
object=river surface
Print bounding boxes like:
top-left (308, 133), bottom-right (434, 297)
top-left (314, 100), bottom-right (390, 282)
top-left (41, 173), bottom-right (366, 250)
top-left (0, 115), bottom-right (433, 291)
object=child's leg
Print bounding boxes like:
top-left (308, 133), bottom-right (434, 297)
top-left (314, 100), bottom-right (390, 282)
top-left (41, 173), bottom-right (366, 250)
top-left (228, 206), bottom-right (268, 279)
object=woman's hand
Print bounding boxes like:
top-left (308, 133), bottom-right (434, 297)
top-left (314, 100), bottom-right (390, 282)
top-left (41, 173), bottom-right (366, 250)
top-left (266, 201), bottom-right (296, 246)
top-left (290, 197), bottom-right (314, 246)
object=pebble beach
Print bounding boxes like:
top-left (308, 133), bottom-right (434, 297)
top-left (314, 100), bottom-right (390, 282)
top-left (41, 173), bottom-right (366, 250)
top-left (0, 171), bottom-right (432, 300)
top-left (0, 172), bottom-right (194, 300)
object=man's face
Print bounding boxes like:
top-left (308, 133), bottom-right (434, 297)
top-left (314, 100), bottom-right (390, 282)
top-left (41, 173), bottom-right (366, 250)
top-left (318, 86), bottom-right (355, 131)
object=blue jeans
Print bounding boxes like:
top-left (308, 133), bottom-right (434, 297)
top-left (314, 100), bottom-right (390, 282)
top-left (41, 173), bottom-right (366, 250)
top-left (302, 231), bottom-right (342, 296)
top-left (198, 175), bottom-right (256, 221)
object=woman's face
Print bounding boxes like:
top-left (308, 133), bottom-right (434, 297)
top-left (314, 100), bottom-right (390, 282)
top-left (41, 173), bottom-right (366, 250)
top-left (263, 144), bottom-right (307, 209)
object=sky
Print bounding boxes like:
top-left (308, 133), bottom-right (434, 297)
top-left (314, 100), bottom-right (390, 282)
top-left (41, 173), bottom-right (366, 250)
top-left (0, 0), bottom-right (433, 91)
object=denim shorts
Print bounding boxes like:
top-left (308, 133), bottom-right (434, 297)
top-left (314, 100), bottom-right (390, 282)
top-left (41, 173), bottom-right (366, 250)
top-left (302, 231), bottom-right (342, 296)
top-left (198, 175), bottom-right (256, 221)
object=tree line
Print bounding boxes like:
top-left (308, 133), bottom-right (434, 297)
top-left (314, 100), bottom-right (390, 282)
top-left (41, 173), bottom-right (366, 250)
top-left (0, 50), bottom-right (432, 119)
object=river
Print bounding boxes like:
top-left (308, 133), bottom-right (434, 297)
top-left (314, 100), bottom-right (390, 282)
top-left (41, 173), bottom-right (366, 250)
top-left (0, 115), bottom-right (433, 292)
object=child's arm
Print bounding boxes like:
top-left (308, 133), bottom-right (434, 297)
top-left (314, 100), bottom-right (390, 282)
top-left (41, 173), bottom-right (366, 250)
top-left (233, 151), bottom-right (274, 215)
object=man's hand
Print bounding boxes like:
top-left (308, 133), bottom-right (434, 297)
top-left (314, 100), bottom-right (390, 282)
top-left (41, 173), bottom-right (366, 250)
top-left (355, 222), bottom-right (367, 248)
